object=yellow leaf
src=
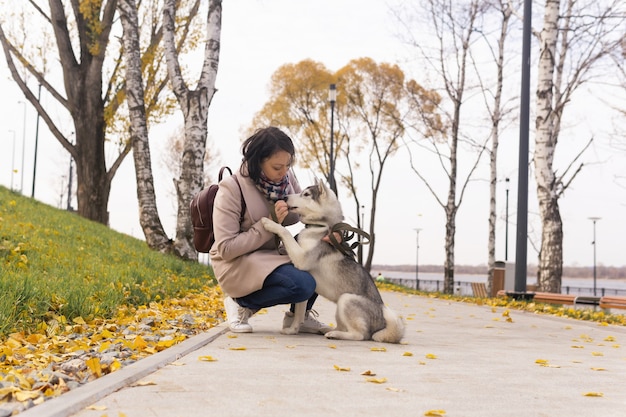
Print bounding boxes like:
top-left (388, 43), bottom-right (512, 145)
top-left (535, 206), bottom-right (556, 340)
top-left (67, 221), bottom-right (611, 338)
top-left (402, 352), bottom-right (413, 356)
top-left (502, 310), bottom-right (510, 317)
top-left (604, 336), bottom-right (616, 342)
top-left (132, 335), bottom-right (148, 350)
top-left (133, 380), bottom-right (156, 387)
top-left (333, 364), bottom-right (350, 371)
top-left (72, 316), bottom-right (86, 325)
top-left (86, 405), bottom-right (107, 411)
top-left (109, 360), bottom-right (122, 372)
top-left (227, 334), bottom-right (238, 338)
top-left (370, 347), bottom-right (387, 352)
top-left (584, 392), bottom-right (604, 397)
top-left (424, 410), bottom-right (446, 416)
top-left (85, 357), bottom-right (102, 377)
top-left (535, 359), bottom-right (549, 365)
top-left (591, 367), bottom-right (606, 371)
top-left (229, 346), bottom-right (247, 351)
top-left (199, 355), bottom-right (217, 362)
top-left (361, 370), bottom-right (376, 376)
top-left (170, 360), bottom-right (186, 366)
top-left (425, 353), bottom-right (437, 359)
top-left (365, 377), bottom-right (387, 384)
top-left (328, 344), bottom-right (337, 349)
top-left (591, 352), bottom-right (604, 357)
top-left (15, 390), bottom-right (40, 402)
top-left (571, 345), bottom-right (584, 349)
top-left (386, 387), bottom-right (402, 392)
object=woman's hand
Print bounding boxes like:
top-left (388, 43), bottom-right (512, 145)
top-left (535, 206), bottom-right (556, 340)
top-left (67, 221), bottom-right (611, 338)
top-left (322, 231), bottom-right (342, 245)
top-left (274, 200), bottom-right (289, 224)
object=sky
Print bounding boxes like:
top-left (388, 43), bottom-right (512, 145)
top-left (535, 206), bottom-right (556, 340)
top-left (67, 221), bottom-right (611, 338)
top-left (1, 0), bottom-right (625, 269)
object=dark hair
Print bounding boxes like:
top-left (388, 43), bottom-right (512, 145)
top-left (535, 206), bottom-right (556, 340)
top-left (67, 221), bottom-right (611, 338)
top-left (241, 127), bottom-right (296, 181)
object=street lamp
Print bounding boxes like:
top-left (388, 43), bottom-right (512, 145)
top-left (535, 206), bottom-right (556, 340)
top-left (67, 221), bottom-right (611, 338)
top-left (505, 177), bottom-right (510, 261)
top-left (359, 204), bottom-right (365, 265)
top-left (31, 84), bottom-right (42, 199)
top-left (10, 130), bottom-right (16, 191)
top-left (328, 83), bottom-right (337, 195)
top-left (414, 228), bottom-right (422, 290)
top-left (588, 217), bottom-right (601, 296)
top-left (19, 101), bottom-right (27, 194)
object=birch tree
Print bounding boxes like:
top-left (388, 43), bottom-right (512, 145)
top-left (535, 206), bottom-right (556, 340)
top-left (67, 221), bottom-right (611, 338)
top-left (533, 0), bottom-right (624, 292)
top-left (0, 1), bottom-right (200, 227)
top-left (119, 0), bottom-right (170, 253)
top-left (163, 0), bottom-right (222, 259)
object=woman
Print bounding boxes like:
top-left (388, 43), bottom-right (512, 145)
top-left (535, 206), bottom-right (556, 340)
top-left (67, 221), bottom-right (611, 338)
top-left (209, 127), bottom-right (331, 334)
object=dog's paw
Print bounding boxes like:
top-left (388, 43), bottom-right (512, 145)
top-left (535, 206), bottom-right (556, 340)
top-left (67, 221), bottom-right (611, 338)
top-left (324, 330), bottom-right (340, 340)
top-left (281, 326), bottom-right (300, 335)
top-left (261, 217), bottom-right (280, 232)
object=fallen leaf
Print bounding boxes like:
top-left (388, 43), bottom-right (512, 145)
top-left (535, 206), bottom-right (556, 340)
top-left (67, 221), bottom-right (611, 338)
top-left (425, 353), bottom-right (437, 359)
top-left (584, 392), bottom-right (604, 397)
top-left (327, 344), bottom-right (337, 349)
top-left (386, 387), bottom-right (402, 392)
top-left (591, 367), bottom-right (606, 371)
top-left (424, 409), bottom-right (446, 416)
top-left (15, 390), bottom-right (40, 402)
top-left (402, 352), bottom-right (413, 357)
top-left (229, 346), bottom-right (247, 351)
top-left (591, 352), bottom-right (604, 357)
top-left (333, 364), bottom-right (350, 371)
top-left (133, 380), bottom-right (156, 387)
top-left (365, 377), bottom-right (387, 384)
top-left (361, 370), bottom-right (376, 376)
top-left (170, 360), bottom-right (186, 366)
top-left (370, 347), bottom-right (387, 352)
top-left (198, 355), bottom-right (217, 362)
top-left (535, 359), bottom-right (549, 365)
top-left (86, 405), bottom-right (107, 411)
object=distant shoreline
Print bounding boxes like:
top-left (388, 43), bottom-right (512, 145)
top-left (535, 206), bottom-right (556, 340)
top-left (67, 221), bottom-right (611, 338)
top-left (372, 264), bottom-right (626, 281)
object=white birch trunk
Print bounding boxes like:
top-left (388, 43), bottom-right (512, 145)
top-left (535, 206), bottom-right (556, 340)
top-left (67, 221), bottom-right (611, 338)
top-left (487, 1), bottom-right (512, 295)
top-left (534, 0), bottom-right (563, 292)
top-left (119, 0), bottom-right (171, 253)
top-left (164, 0), bottom-right (222, 260)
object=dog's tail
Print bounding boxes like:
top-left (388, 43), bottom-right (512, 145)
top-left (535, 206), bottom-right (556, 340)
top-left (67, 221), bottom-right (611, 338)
top-left (372, 306), bottom-right (405, 344)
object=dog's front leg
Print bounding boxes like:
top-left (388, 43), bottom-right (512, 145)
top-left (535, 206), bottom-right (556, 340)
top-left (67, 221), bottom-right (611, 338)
top-left (282, 301), bottom-right (306, 335)
top-left (260, 218), bottom-right (313, 270)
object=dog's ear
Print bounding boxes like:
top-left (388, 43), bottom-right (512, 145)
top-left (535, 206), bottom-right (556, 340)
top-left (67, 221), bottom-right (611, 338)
top-left (317, 178), bottom-right (329, 196)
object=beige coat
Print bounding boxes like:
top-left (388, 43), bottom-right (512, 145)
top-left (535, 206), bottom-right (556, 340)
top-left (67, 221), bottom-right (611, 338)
top-left (209, 167), bottom-right (301, 298)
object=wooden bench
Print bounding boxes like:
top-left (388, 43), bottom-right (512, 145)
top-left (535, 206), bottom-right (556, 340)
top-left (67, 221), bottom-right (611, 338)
top-left (532, 292), bottom-right (577, 305)
top-left (599, 296), bottom-right (626, 310)
top-left (471, 282), bottom-right (489, 298)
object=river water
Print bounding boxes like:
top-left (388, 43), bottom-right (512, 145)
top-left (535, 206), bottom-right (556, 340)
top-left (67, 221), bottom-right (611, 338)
top-left (377, 270), bottom-right (626, 296)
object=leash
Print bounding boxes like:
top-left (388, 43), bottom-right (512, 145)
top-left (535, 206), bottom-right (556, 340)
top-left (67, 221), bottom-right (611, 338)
top-left (327, 222), bottom-right (371, 259)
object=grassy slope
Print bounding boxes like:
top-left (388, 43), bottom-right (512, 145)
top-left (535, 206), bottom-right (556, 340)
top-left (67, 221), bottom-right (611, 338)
top-left (0, 186), bottom-right (214, 336)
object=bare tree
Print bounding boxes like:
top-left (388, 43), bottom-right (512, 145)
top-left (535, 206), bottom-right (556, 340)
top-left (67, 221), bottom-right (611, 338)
top-left (474, 0), bottom-right (519, 294)
top-left (163, 0), bottom-right (222, 259)
top-left (533, 0), bottom-right (624, 292)
top-left (400, 0), bottom-right (489, 294)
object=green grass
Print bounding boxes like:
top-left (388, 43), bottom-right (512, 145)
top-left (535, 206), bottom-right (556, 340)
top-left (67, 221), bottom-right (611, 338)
top-left (0, 186), bottom-right (214, 336)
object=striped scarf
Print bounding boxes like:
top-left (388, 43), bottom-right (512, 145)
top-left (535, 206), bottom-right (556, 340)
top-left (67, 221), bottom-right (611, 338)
top-left (255, 172), bottom-right (289, 202)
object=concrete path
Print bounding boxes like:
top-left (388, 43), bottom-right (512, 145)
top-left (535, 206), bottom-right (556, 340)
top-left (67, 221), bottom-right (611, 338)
top-left (23, 291), bottom-right (626, 417)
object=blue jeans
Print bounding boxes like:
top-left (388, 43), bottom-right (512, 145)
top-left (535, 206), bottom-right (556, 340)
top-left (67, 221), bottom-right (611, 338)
top-left (235, 264), bottom-right (318, 312)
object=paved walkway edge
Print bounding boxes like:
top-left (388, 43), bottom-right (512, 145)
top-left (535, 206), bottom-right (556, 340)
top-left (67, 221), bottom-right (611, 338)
top-left (19, 323), bottom-right (230, 417)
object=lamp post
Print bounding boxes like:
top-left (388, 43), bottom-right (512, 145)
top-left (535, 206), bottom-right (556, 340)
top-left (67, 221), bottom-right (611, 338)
top-left (19, 101), bottom-right (27, 194)
top-left (10, 130), bottom-right (16, 191)
top-left (328, 84), bottom-right (337, 195)
top-left (505, 177), bottom-right (510, 261)
top-left (31, 84), bottom-right (42, 199)
top-left (589, 217), bottom-right (601, 296)
top-left (359, 204), bottom-right (365, 265)
top-left (414, 228), bottom-right (422, 290)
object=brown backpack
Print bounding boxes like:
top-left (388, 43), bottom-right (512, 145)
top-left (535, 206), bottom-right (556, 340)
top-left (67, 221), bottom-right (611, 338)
top-left (190, 167), bottom-right (246, 253)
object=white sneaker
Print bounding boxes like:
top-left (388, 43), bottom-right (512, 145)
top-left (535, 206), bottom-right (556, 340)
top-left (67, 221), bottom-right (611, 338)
top-left (283, 310), bottom-right (333, 335)
top-left (224, 296), bottom-right (254, 333)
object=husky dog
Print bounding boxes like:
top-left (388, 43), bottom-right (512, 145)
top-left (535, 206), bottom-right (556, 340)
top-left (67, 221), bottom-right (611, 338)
top-left (261, 180), bottom-right (405, 343)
